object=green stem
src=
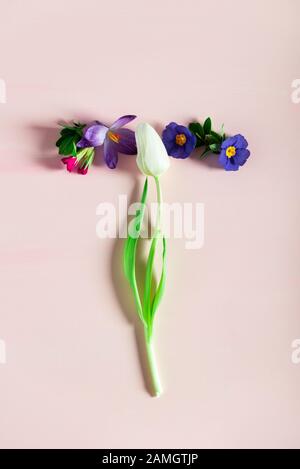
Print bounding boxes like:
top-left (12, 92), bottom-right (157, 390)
top-left (144, 176), bottom-right (163, 396)
top-left (154, 176), bottom-right (162, 231)
top-left (144, 326), bottom-right (162, 397)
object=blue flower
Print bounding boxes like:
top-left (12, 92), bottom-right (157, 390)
top-left (162, 122), bottom-right (196, 159)
top-left (219, 134), bottom-right (250, 171)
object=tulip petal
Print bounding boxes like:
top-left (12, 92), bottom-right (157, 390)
top-left (104, 139), bottom-right (118, 169)
top-left (136, 123), bottom-right (170, 177)
top-left (110, 115), bottom-right (136, 129)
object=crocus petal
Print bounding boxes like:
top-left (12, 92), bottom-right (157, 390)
top-left (82, 122), bottom-right (108, 147)
top-left (111, 128), bottom-right (137, 155)
top-left (62, 156), bottom-right (77, 172)
top-left (104, 139), bottom-right (118, 169)
top-left (110, 115), bottom-right (136, 129)
top-left (77, 137), bottom-right (91, 148)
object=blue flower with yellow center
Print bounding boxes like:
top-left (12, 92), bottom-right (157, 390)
top-left (162, 122), bottom-right (196, 159)
top-left (219, 134), bottom-right (250, 171)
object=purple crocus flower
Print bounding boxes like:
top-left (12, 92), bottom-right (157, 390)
top-left (77, 115), bottom-right (137, 169)
top-left (162, 122), bottom-right (196, 159)
top-left (219, 134), bottom-right (250, 171)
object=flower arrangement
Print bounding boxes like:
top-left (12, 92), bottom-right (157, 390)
top-left (56, 115), bottom-right (251, 396)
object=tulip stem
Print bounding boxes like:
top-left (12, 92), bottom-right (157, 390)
top-left (143, 176), bottom-right (163, 397)
top-left (154, 176), bottom-right (162, 231)
top-left (144, 327), bottom-right (162, 397)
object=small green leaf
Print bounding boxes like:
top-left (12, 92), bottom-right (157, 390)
top-left (189, 122), bottom-right (205, 139)
top-left (56, 123), bottom-right (85, 156)
top-left (60, 128), bottom-right (75, 137)
top-left (209, 143), bottom-right (220, 153)
top-left (55, 136), bottom-right (64, 147)
top-left (210, 130), bottom-right (223, 143)
top-left (206, 134), bottom-right (219, 145)
top-left (220, 124), bottom-right (227, 141)
top-left (203, 117), bottom-right (212, 135)
top-left (200, 147), bottom-right (211, 158)
top-left (57, 135), bottom-right (77, 156)
top-left (188, 122), bottom-right (205, 147)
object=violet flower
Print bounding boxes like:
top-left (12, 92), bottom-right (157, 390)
top-left (77, 115), bottom-right (137, 169)
top-left (162, 122), bottom-right (196, 159)
top-left (219, 134), bottom-right (250, 171)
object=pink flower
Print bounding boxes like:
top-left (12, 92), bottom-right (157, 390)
top-left (77, 167), bottom-right (88, 175)
top-left (62, 156), bottom-right (77, 172)
top-left (61, 147), bottom-right (95, 175)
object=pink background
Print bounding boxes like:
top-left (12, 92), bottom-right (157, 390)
top-left (0, 0), bottom-right (300, 449)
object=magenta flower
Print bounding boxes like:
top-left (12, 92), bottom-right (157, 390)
top-left (62, 156), bottom-right (77, 172)
top-left (61, 147), bottom-right (95, 175)
top-left (77, 115), bottom-right (137, 169)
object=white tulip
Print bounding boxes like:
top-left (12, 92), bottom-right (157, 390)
top-left (136, 123), bottom-right (170, 177)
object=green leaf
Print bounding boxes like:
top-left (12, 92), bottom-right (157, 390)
top-left (150, 236), bottom-right (167, 322)
top-left (56, 123), bottom-right (85, 156)
top-left (143, 187), bottom-right (167, 333)
top-left (59, 122), bottom-right (85, 132)
top-left (220, 123), bottom-right (225, 138)
top-left (189, 122), bottom-right (205, 146)
top-left (60, 128), bottom-right (75, 137)
top-left (57, 135), bottom-right (77, 156)
top-left (124, 178), bottom-right (148, 325)
top-left (143, 233), bottom-right (166, 327)
top-left (55, 136), bottom-right (64, 147)
top-left (209, 143), bottom-right (221, 153)
top-left (203, 117), bottom-right (212, 135)
top-left (144, 236), bottom-right (158, 326)
top-left (200, 147), bottom-right (211, 158)
top-left (210, 130), bottom-right (223, 143)
top-left (124, 177), bottom-right (167, 334)
top-left (205, 134), bottom-right (219, 145)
